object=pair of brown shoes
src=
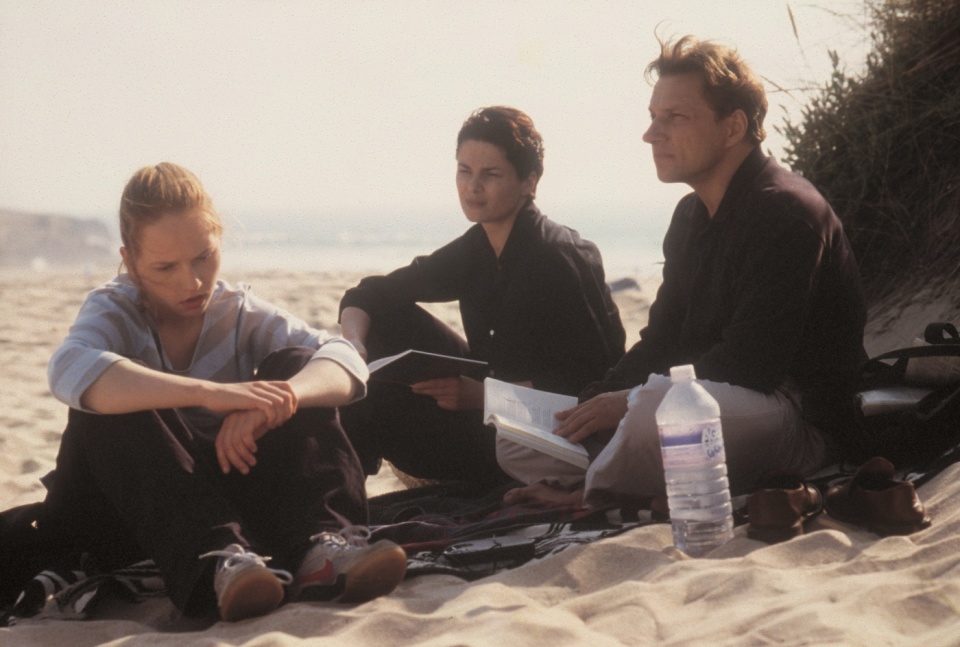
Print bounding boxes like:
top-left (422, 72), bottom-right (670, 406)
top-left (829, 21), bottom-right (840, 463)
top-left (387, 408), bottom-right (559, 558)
top-left (746, 470), bottom-right (824, 544)
top-left (746, 457), bottom-right (932, 544)
top-left (824, 456), bottom-right (931, 536)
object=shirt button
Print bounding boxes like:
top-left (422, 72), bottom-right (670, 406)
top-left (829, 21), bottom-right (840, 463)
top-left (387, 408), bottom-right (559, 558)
top-left (489, 369), bottom-right (495, 376)
top-left (489, 329), bottom-right (495, 337)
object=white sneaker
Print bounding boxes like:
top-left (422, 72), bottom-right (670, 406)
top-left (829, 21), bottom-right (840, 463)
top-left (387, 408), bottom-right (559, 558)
top-left (200, 544), bottom-right (293, 622)
top-left (291, 525), bottom-right (407, 603)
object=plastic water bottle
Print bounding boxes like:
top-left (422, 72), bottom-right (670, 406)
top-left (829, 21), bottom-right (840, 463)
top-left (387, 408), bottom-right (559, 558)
top-left (655, 365), bottom-right (734, 556)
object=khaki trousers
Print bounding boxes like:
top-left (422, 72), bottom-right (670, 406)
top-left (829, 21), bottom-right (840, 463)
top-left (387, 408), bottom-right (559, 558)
top-left (496, 374), bottom-right (829, 506)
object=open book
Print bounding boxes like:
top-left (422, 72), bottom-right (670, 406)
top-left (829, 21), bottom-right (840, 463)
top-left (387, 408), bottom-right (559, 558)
top-left (483, 378), bottom-right (588, 469)
top-left (367, 349), bottom-right (488, 386)
top-left (857, 385), bottom-right (933, 416)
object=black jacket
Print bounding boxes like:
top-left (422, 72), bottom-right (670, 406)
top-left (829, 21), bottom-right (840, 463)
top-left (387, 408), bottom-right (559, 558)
top-left (340, 202), bottom-right (626, 396)
top-left (583, 148), bottom-right (867, 436)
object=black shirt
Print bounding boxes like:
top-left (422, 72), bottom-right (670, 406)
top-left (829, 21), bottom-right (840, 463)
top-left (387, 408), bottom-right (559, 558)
top-left (339, 202), bottom-right (626, 396)
top-left (583, 148), bottom-right (867, 434)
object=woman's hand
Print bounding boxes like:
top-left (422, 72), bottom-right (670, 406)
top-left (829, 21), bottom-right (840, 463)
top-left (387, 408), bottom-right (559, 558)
top-left (215, 408), bottom-right (271, 475)
top-left (553, 389), bottom-right (630, 444)
top-left (411, 376), bottom-right (484, 411)
top-left (204, 381), bottom-right (300, 474)
top-left (79, 359), bottom-right (300, 419)
top-left (201, 380), bottom-right (298, 429)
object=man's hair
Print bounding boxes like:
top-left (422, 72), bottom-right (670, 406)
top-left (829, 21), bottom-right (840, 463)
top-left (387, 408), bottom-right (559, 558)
top-left (646, 35), bottom-right (767, 145)
top-left (456, 106), bottom-right (545, 183)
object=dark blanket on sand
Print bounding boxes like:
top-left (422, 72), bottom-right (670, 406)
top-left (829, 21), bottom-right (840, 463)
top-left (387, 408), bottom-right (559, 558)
top-left (4, 441), bottom-right (960, 626)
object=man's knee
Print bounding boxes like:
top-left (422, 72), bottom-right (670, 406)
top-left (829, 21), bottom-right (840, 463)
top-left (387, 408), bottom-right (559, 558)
top-left (495, 436), bottom-right (586, 488)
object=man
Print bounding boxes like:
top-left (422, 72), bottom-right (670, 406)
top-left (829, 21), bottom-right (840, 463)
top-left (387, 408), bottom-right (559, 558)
top-left (498, 35), bottom-right (867, 506)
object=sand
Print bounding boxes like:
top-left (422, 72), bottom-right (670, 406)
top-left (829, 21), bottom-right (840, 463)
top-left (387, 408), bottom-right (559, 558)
top-left (2, 265), bottom-right (959, 647)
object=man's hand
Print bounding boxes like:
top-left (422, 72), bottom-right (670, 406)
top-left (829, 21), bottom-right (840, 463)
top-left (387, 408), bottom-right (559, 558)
top-left (216, 409), bottom-right (272, 475)
top-left (553, 389), bottom-right (631, 444)
top-left (411, 376), bottom-right (484, 411)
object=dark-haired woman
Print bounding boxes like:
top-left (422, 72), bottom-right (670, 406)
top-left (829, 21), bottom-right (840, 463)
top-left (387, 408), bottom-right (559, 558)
top-left (339, 106), bottom-right (626, 486)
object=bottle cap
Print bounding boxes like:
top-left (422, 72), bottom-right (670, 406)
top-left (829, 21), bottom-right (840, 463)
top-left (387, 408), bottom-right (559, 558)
top-left (669, 364), bottom-right (696, 382)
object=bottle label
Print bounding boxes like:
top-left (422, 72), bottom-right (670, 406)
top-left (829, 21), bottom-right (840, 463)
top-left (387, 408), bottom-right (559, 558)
top-left (701, 423), bottom-right (725, 460)
top-left (659, 420), bottom-right (725, 464)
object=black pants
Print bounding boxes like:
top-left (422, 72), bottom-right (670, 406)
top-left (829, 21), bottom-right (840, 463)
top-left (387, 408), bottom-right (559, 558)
top-left (39, 347), bottom-right (367, 615)
top-left (340, 304), bottom-right (510, 486)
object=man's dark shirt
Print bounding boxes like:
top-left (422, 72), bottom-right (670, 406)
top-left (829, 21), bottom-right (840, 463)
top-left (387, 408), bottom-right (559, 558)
top-left (339, 202), bottom-right (626, 396)
top-left (583, 148), bottom-right (867, 436)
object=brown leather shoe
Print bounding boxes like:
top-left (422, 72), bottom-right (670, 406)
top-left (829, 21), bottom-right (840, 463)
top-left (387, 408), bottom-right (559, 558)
top-left (824, 456), bottom-right (932, 536)
top-left (746, 471), bottom-right (823, 544)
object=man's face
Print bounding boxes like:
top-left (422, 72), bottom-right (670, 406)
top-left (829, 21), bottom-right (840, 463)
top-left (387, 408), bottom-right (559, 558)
top-left (642, 73), bottom-right (733, 189)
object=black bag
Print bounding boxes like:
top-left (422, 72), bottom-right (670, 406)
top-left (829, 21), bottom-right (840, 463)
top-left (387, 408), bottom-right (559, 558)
top-left (0, 502), bottom-right (48, 610)
top-left (0, 498), bottom-right (98, 625)
top-left (846, 322), bottom-right (960, 468)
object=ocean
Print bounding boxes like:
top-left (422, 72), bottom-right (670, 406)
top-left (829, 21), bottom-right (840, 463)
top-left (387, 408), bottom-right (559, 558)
top-left (218, 210), bottom-right (666, 280)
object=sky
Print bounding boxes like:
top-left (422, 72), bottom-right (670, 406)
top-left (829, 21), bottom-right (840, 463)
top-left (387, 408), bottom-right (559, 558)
top-left (0, 1), bottom-right (870, 234)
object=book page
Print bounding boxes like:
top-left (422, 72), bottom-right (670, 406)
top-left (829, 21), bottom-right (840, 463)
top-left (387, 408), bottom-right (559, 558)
top-left (483, 378), bottom-right (577, 431)
top-left (367, 349), bottom-right (413, 374)
top-left (483, 378), bottom-right (587, 468)
top-left (858, 385), bottom-right (933, 416)
top-left (368, 349), bottom-right (487, 385)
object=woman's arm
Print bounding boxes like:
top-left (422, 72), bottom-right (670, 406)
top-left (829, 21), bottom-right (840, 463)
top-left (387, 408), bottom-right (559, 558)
top-left (215, 356), bottom-right (361, 474)
top-left (287, 356), bottom-right (361, 408)
top-left (339, 306), bottom-right (372, 361)
top-left (80, 358), bottom-right (297, 424)
top-left (338, 237), bottom-right (466, 334)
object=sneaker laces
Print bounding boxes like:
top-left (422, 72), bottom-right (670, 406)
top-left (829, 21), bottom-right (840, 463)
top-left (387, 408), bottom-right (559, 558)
top-left (308, 525), bottom-right (372, 549)
top-left (199, 546), bottom-right (294, 585)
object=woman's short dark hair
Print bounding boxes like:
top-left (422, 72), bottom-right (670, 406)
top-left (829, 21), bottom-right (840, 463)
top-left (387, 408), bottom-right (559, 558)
top-left (456, 106), bottom-right (545, 182)
top-left (645, 35), bottom-right (767, 145)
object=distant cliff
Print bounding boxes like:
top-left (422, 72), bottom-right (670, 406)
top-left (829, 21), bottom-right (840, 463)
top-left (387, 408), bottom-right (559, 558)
top-left (0, 209), bottom-right (115, 268)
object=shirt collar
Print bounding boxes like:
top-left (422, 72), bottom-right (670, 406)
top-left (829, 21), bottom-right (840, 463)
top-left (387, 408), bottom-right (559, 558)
top-left (710, 146), bottom-right (769, 225)
top-left (497, 200), bottom-right (540, 263)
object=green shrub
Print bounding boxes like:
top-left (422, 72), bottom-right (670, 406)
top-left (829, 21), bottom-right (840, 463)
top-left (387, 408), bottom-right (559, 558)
top-left (780, 0), bottom-right (960, 300)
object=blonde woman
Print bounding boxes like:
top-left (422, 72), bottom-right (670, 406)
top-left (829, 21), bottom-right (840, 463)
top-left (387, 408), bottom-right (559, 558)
top-left (42, 162), bottom-right (406, 622)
